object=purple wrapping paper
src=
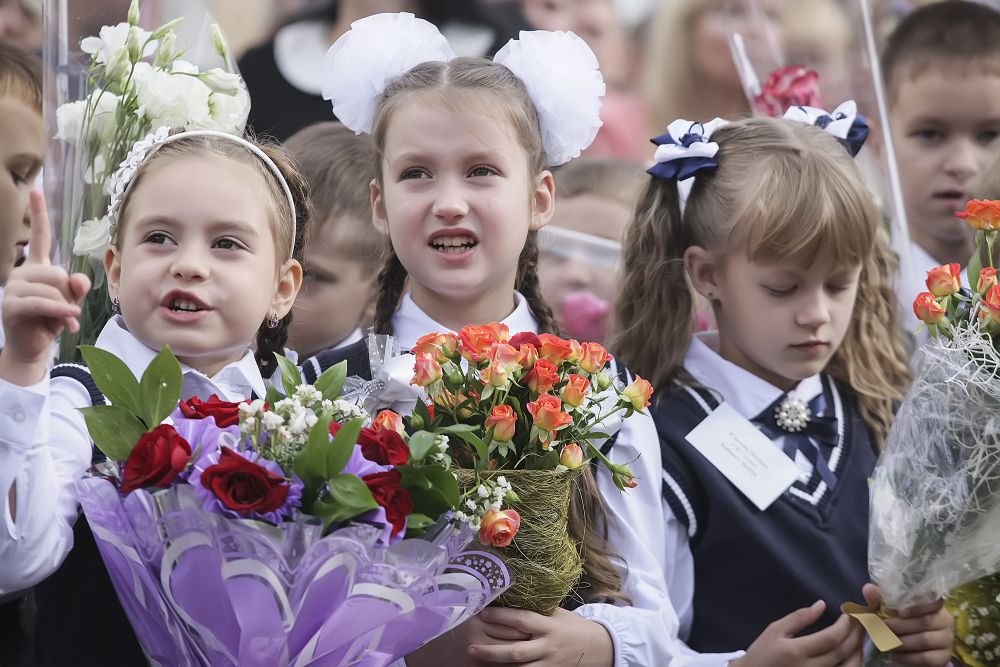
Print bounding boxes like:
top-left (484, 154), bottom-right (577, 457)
top-left (77, 478), bottom-right (511, 667)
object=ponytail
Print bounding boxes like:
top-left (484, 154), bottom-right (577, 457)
top-left (612, 177), bottom-right (696, 390)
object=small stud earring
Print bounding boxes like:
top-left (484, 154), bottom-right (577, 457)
top-left (268, 311), bottom-right (280, 329)
top-left (111, 296), bottom-right (120, 315)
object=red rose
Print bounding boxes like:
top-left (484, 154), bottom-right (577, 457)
top-left (200, 448), bottom-right (289, 514)
top-left (330, 422), bottom-right (410, 466)
top-left (508, 332), bottom-right (541, 351)
top-left (362, 470), bottom-right (413, 535)
top-left (753, 65), bottom-right (822, 118)
top-left (178, 394), bottom-right (243, 428)
top-left (121, 424), bottom-right (192, 493)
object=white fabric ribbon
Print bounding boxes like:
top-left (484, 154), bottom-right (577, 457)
top-left (782, 100), bottom-right (858, 141)
top-left (652, 117), bottom-right (730, 167)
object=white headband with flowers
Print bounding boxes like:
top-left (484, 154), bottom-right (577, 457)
top-left (320, 12), bottom-right (605, 167)
top-left (105, 127), bottom-right (297, 256)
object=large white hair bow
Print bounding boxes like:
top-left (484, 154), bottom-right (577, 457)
top-left (321, 13), bottom-right (605, 167)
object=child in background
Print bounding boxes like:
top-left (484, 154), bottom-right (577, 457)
top-left (0, 129), bottom-right (307, 665)
top-left (614, 111), bottom-right (954, 664)
top-left (0, 41), bottom-right (41, 287)
top-left (538, 157), bottom-right (643, 344)
top-left (315, 13), bottom-right (708, 666)
top-left (283, 121), bottom-right (382, 358)
top-left (883, 1), bottom-right (1000, 334)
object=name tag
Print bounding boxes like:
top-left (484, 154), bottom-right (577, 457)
top-left (685, 402), bottom-right (799, 511)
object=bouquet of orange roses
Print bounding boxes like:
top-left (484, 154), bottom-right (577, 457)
top-left (383, 323), bottom-right (651, 614)
top-left (870, 199), bottom-right (1000, 617)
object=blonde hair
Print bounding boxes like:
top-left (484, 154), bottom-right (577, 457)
top-left (614, 116), bottom-right (910, 446)
top-left (113, 132), bottom-right (312, 377)
top-left (553, 157), bottom-right (645, 208)
top-left (644, 0), bottom-right (750, 134)
top-left (368, 56), bottom-right (627, 602)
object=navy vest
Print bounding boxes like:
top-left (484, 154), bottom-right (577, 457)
top-left (32, 363), bottom-right (146, 665)
top-left (651, 377), bottom-right (874, 653)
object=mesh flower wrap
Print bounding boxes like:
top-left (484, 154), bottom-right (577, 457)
top-left (77, 478), bottom-right (510, 666)
top-left (869, 327), bottom-right (1000, 608)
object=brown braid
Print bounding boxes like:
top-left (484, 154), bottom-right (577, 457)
top-left (515, 230), bottom-right (560, 336)
top-left (371, 246), bottom-right (409, 335)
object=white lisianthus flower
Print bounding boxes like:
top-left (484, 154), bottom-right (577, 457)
top-left (134, 60), bottom-right (211, 129)
top-left (72, 216), bottom-right (111, 261)
top-left (55, 100), bottom-right (87, 145)
top-left (81, 22), bottom-right (156, 64)
top-left (89, 92), bottom-right (123, 144)
top-left (199, 68), bottom-right (242, 96)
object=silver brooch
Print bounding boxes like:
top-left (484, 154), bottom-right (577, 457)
top-left (775, 397), bottom-right (811, 433)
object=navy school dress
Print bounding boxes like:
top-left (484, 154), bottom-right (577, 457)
top-left (651, 376), bottom-right (875, 654)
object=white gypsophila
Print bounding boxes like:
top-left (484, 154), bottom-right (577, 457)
top-left (72, 216), bottom-right (111, 261)
top-left (81, 22), bottom-right (156, 65)
top-left (477, 485), bottom-right (489, 499)
top-left (240, 398), bottom-right (266, 416)
top-left (134, 60), bottom-right (212, 130)
top-left (321, 399), bottom-right (334, 413)
top-left (273, 397), bottom-right (295, 413)
top-left (294, 384), bottom-right (323, 406)
top-left (489, 500), bottom-right (502, 511)
top-left (433, 434), bottom-right (449, 453)
top-left (465, 499), bottom-right (477, 511)
top-left (241, 415), bottom-right (256, 429)
top-left (260, 411), bottom-right (284, 430)
top-left (287, 406), bottom-right (311, 434)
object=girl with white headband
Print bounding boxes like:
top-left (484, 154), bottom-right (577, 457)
top-left (614, 109), bottom-right (954, 664)
top-left (307, 12), bottom-right (703, 667)
top-left (0, 129), bottom-right (307, 663)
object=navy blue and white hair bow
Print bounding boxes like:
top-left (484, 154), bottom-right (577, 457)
top-left (647, 117), bottom-right (731, 181)
top-left (782, 100), bottom-right (869, 157)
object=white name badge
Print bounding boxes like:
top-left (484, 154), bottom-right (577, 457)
top-left (685, 402), bottom-right (799, 511)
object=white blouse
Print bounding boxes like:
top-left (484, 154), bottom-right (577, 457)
top-left (0, 316), bottom-right (265, 595)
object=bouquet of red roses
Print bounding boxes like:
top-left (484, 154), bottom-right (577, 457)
top-left (380, 323), bottom-right (652, 614)
top-left (76, 346), bottom-right (510, 666)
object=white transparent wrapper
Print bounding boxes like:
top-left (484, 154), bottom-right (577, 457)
top-left (869, 327), bottom-right (1000, 608)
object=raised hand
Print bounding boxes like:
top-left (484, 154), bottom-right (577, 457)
top-left (735, 600), bottom-right (865, 667)
top-left (0, 190), bottom-right (91, 385)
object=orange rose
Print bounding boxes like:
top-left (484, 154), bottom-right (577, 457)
top-left (979, 268), bottom-right (998, 295)
top-left (559, 443), bottom-right (585, 469)
top-left (982, 285), bottom-right (1000, 325)
top-left (412, 353), bottom-right (442, 387)
top-left (566, 339), bottom-right (583, 363)
top-left (537, 334), bottom-right (575, 363)
top-left (560, 374), bottom-right (591, 408)
top-left (925, 263), bottom-right (961, 297)
top-left (457, 390), bottom-right (479, 419)
top-left (622, 376), bottom-right (653, 410)
top-left (956, 199), bottom-right (1000, 231)
top-left (578, 342), bottom-right (611, 374)
top-left (372, 410), bottom-right (404, 435)
top-left (524, 358), bottom-right (560, 394)
top-left (912, 292), bottom-right (946, 325)
top-left (479, 508), bottom-right (521, 547)
top-left (516, 343), bottom-right (538, 369)
top-left (485, 405), bottom-right (517, 442)
top-left (527, 394), bottom-right (573, 434)
top-left (481, 362), bottom-right (513, 388)
top-left (458, 323), bottom-right (511, 362)
top-left (413, 332), bottom-right (459, 362)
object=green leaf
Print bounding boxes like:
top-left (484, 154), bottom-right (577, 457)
top-left (315, 361), bottom-right (347, 402)
top-left (80, 405), bottom-right (147, 461)
top-left (481, 384), bottom-right (495, 402)
top-left (79, 345), bottom-right (144, 422)
top-left (437, 423), bottom-right (479, 434)
top-left (407, 430), bottom-right (439, 462)
top-left (139, 346), bottom-right (183, 427)
top-left (399, 465), bottom-right (460, 515)
top-left (444, 428), bottom-right (488, 466)
top-left (275, 353), bottom-right (303, 396)
top-left (264, 384), bottom-right (283, 405)
top-left (314, 473), bottom-right (378, 527)
top-left (412, 399), bottom-right (432, 427)
top-left (293, 414), bottom-right (332, 511)
top-left (969, 232), bottom-right (985, 291)
top-left (404, 512), bottom-right (436, 538)
top-left (327, 417), bottom-right (363, 476)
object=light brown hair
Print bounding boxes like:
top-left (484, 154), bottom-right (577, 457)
top-left (112, 131), bottom-right (312, 377)
top-left (0, 41), bottom-right (42, 111)
top-left (614, 116), bottom-right (911, 446)
top-left (553, 156), bottom-right (645, 207)
top-left (369, 56), bottom-right (626, 603)
top-left (882, 0), bottom-right (1000, 105)
top-left (283, 121), bottom-right (383, 269)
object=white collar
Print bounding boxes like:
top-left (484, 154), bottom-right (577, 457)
top-left (683, 331), bottom-right (824, 420)
top-left (273, 20), bottom-right (330, 96)
top-left (95, 316), bottom-right (267, 401)
top-left (391, 292), bottom-right (538, 351)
